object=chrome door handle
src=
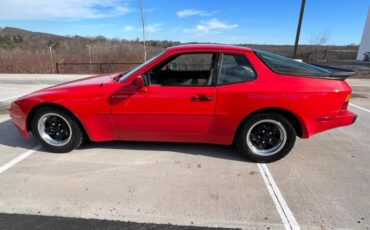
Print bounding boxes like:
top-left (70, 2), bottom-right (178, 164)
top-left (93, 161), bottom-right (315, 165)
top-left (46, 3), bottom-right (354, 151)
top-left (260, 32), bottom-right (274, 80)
top-left (191, 96), bottom-right (213, 102)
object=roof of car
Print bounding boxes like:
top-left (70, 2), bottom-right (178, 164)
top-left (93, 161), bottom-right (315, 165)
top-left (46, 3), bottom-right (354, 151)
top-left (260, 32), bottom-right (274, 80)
top-left (166, 44), bottom-right (253, 52)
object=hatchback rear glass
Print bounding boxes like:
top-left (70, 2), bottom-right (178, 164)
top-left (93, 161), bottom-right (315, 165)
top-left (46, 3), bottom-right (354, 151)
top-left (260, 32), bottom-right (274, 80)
top-left (255, 50), bottom-right (331, 76)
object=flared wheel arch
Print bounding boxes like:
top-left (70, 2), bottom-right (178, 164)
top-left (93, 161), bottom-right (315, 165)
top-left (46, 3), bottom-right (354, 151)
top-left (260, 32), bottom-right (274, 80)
top-left (234, 108), bottom-right (307, 142)
top-left (27, 103), bottom-right (90, 141)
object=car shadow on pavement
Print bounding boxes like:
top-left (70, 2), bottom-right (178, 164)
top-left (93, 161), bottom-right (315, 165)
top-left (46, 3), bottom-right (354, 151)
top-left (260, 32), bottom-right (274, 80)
top-left (80, 141), bottom-right (249, 162)
top-left (0, 119), bottom-right (249, 162)
top-left (0, 119), bottom-right (39, 150)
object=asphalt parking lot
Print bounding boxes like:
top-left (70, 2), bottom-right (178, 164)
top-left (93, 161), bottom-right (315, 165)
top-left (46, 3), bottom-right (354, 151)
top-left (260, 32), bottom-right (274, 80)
top-left (0, 75), bottom-right (369, 230)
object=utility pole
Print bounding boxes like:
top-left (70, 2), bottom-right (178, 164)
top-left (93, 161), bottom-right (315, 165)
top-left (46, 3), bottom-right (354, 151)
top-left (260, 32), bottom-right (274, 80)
top-left (293, 0), bottom-right (306, 58)
top-left (139, 0), bottom-right (147, 61)
top-left (86, 44), bottom-right (92, 73)
top-left (49, 44), bottom-right (55, 73)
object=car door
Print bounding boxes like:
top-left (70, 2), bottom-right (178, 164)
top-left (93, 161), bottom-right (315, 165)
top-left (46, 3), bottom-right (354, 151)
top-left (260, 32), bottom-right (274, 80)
top-left (110, 52), bottom-right (218, 139)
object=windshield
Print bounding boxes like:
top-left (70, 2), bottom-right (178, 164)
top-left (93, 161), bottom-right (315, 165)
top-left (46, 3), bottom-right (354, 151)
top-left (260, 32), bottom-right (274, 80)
top-left (255, 50), bottom-right (331, 76)
top-left (118, 50), bottom-right (166, 82)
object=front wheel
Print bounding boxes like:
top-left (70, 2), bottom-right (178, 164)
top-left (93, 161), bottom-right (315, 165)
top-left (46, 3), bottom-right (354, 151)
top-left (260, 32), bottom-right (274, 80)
top-left (31, 107), bottom-right (84, 153)
top-left (235, 113), bottom-right (296, 163)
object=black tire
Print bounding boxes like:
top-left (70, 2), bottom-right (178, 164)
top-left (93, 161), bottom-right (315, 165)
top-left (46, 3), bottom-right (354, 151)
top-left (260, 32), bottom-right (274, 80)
top-left (31, 106), bottom-right (84, 153)
top-left (235, 113), bottom-right (296, 163)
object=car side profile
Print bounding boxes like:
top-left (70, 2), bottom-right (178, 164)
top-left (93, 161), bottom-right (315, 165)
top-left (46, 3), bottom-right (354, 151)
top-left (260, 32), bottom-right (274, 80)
top-left (9, 44), bottom-right (357, 162)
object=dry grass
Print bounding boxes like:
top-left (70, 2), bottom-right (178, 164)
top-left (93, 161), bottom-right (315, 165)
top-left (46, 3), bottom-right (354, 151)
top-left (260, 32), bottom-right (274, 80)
top-left (0, 27), bottom-right (178, 73)
top-left (0, 37), bottom-right (170, 73)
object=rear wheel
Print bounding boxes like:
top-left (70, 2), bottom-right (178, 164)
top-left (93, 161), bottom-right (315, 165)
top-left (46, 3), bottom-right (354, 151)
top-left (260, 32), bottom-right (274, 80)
top-left (235, 113), bottom-right (296, 162)
top-left (31, 107), bottom-right (84, 153)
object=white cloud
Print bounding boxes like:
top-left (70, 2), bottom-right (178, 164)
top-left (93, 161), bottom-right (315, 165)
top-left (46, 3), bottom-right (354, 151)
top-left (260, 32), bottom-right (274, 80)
top-left (0, 0), bottom-right (131, 20)
top-left (146, 24), bottom-right (162, 33)
top-left (79, 23), bottom-right (117, 29)
top-left (123, 24), bottom-right (162, 33)
top-left (176, 9), bottom-right (216, 18)
top-left (183, 18), bottom-right (238, 34)
top-left (123, 26), bottom-right (135, 32)
top-left (112, 5), bottom-right (131, 15)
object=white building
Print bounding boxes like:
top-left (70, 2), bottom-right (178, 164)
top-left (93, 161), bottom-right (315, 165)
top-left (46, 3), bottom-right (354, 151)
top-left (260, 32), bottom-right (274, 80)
top-left (357, 8), bottom-right (370, 60)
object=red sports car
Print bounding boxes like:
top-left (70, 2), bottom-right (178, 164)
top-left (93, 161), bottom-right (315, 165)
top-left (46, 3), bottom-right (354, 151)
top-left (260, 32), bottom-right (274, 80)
top-left (9, 44), bottom-right (357, 162)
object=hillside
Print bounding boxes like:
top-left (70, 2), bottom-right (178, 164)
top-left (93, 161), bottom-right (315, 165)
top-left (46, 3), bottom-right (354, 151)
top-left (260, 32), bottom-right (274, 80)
top-left (0, 27), bottom-right (359, 73)
top-left (0, 27), bottom-right (181, 73)
top-left (0, 27), bottom-right (62, 39)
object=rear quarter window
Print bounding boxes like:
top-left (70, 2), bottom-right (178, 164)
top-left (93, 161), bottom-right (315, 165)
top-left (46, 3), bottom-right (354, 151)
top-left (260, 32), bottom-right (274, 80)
top-left (217, 53), bottom-right (256, 84)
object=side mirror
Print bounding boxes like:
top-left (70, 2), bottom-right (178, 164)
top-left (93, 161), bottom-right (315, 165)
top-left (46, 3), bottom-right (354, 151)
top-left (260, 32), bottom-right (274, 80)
top-left (135, 75), bottom-right (146, 90)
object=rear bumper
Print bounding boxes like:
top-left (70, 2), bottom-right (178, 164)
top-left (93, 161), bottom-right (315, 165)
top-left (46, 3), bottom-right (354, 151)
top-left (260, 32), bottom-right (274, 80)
top-left (306, 110), bottom-right (357, 137)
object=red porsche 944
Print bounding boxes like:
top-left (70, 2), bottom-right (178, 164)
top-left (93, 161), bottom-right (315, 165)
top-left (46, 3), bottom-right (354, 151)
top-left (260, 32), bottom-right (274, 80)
top-left (9, 44), bottom-right (357, 162)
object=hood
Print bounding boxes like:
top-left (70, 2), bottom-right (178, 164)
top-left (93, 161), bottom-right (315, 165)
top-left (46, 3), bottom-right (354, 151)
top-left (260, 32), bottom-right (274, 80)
top-left (48, 72), bottom-right (124, 90)
top-left (16, 72), bottom-right (125, 101)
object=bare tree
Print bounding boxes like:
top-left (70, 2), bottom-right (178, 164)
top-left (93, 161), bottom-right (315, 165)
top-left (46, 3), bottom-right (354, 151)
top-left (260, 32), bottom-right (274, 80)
top-left (310, 29), bottom-right (331, 46)
top-left (85, 44), bottom-right (93, 73)
top-left (48, 42), bottom-right (56, 73)
top-left (310, 29), bottom-right (331, 61)
top-left (139, 0), bottom-right (147, 61)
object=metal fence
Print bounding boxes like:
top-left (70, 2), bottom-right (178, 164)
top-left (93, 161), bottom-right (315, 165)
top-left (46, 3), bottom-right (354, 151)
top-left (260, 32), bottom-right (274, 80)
top-left (295, 49), bottom-right (358, 63)
top-left (56, 62), bottom-right (141, 74)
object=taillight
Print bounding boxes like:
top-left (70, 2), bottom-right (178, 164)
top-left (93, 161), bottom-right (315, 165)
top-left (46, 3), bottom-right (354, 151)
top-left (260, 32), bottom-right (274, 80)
top-left (341, 93), bottom-right (351, 109)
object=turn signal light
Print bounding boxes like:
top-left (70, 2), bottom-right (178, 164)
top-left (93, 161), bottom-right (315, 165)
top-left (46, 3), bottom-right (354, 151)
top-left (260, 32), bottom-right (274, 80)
top-left (341, 93), bottom-right (351, 109)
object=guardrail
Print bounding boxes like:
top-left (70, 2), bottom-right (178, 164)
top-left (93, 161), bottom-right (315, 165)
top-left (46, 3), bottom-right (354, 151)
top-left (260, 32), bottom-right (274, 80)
top-left (55, 62), bottom-right (142, 74)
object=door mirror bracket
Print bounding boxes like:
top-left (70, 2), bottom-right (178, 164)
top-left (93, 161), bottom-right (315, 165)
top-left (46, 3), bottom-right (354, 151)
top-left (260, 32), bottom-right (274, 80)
top-left (134, 75), bottom-right (147, 92)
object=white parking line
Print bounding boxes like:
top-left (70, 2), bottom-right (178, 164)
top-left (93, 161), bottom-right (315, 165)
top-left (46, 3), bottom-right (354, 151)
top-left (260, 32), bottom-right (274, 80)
top-left (350, 103), bottom-right (370, 113)
top-left (0, 116), bottom-right (10, 123)
top-left (257, 163), bottom-right (300, 230)
top-left (0, 145), bottom-right (41, 174)
top-left (0, 93), bottom-right (28, 103)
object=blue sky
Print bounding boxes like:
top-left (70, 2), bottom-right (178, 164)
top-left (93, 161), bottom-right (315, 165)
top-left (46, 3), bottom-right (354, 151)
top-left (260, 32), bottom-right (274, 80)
top-left (0, 0), bottom-right (368, 45)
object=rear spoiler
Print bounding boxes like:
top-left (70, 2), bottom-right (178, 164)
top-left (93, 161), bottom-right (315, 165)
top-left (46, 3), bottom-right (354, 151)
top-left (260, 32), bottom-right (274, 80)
top-left (309, 64), bottom-right (356, 80)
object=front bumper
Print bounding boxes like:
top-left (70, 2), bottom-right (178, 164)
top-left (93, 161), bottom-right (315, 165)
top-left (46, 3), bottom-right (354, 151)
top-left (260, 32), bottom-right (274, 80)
top-left (8, 102), bottom-right (30, 139)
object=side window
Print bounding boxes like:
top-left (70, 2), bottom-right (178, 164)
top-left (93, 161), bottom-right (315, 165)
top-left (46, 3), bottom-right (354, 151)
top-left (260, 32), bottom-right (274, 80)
top-left (145, 53), bottom-right (215, 86)
top-left (162, 53), bottom-right (212, 71)
top-left (217, 54), bottom-right (256, 84)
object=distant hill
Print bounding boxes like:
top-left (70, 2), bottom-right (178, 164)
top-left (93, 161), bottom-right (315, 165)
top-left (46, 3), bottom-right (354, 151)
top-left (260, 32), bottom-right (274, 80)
top-left (0, 27), bottom-right (65, 48)
top-left (0, 27), bottom-right (63, 39)
top-left (0, 27), bottom-right (179, 73)
top-left (0, 26), bottom-right (178, 49)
